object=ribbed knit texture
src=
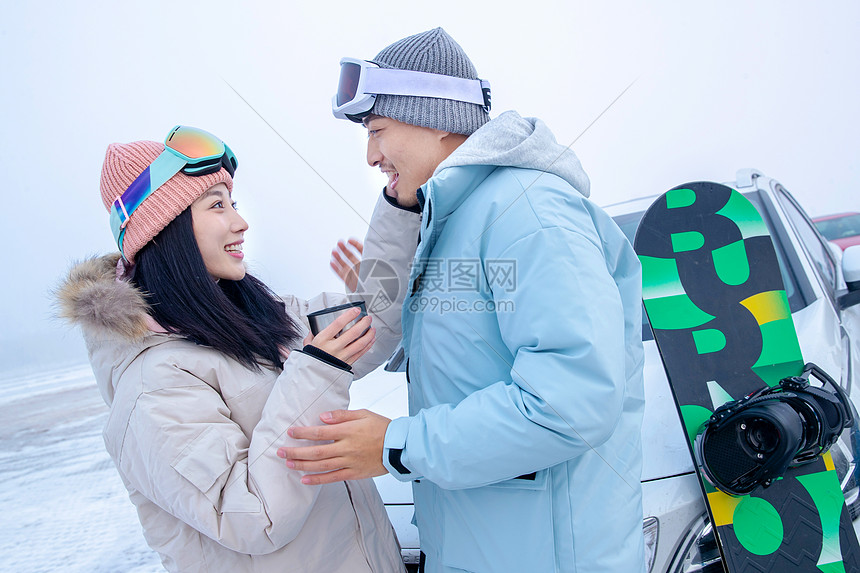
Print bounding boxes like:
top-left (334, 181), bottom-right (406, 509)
top-left (371, 27), bottom-right (489, 135)
top-left (100, 140), bottom-right (233, 263)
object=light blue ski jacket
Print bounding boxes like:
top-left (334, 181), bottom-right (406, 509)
top-left (382, 111), bottom-right (647, 573)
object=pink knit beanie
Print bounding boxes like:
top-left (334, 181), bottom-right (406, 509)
top-left (99, 140), bottom-right (234, 263)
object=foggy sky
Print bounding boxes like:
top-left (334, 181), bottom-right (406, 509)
top-left (1, 0), bottom-right (857, 375)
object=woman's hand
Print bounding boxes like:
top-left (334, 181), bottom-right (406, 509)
top-left (330, 239), bottom-right (363, 293)
top-left (304, 307), bottom-right (374, 365)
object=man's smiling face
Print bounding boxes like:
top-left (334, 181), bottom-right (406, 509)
top-left (364, 115), bottom-right (453, 208)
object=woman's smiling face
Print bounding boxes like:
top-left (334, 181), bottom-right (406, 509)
top-left (190, 183), bottom-right (248, 281)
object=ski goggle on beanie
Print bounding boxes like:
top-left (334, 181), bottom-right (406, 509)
top-left (107, 125), bottom-right (238, 260)
top-left (332, 57), bottom-right (491, 122)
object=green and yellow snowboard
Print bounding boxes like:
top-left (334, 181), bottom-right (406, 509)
top-left (634, 181), bottom-right (860, 572)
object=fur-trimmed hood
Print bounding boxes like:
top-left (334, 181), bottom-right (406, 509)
top-left (56, 253), bottom-right (152, 342)
top-left (56, 253), bottom-right (170, 406)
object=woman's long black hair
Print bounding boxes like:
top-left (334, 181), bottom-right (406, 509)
top-left (132, 208), bottom-right (301, 370)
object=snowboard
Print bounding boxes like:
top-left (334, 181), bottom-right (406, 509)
top-left (633, 181), bottom-right (860, 572)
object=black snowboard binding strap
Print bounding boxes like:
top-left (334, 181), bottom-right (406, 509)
top-left (694, 363), bottom-right (854, 496)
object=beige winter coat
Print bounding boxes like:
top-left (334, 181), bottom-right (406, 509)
top-left (57, 193), bottom-right (419, 572)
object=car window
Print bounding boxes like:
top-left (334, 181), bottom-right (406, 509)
top-left (814, 213), bottom-right (860, 241)
top-left (615, 191), bottom-right (807, 341)
top-left (773, 184), bottom-right (838, 294)
top-left (751, 192), bottom-right (810, 310)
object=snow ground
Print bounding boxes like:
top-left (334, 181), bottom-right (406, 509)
top-left (0, 366), bottom-right (164, 573)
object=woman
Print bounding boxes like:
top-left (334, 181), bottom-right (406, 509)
top-left (56, 126), bottom-right (418, 572)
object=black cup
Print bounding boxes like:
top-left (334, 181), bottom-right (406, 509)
top-left (307, 301), bottom-right (368, 337)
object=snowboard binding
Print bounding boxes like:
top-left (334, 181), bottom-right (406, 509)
top-left (695, 363), bottom-right (854, 496)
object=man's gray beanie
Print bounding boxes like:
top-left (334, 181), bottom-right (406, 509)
top-left (371, 27), bottom-right (489, 136)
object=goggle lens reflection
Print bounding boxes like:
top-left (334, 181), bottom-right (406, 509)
top-left (337, 62), bottom-right (362, 107)
top-left (165, 126), bottom-right (225, 160)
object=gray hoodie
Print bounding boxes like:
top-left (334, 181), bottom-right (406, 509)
top-left (436, 110), bottom-right (591, 198)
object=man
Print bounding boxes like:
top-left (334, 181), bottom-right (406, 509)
top-left (281, 27), bottom-right (646, 572)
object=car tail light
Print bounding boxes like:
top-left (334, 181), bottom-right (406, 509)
top-left (831, 433), bottom-right (860, 518)
top-left (669, 513), bottom-right (723, 573)
top-left (643, 517), bottom-right (659, 572)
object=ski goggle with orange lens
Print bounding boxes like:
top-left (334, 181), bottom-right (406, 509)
top-left (332, 57), bottom-right (491, 122)
top-left (109, 125), bottom-right (238, 259)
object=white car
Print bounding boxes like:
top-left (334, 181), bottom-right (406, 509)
top-left (350, 168), bottom-right (860, 572)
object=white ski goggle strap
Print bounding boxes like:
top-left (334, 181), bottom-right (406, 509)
top-left (332, 57), bottom-right (492, 121)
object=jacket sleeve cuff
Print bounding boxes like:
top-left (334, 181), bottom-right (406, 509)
top-left (298, 345), bottom-right (352, 373)
top-left (382, 187), bottom-right (422, 214)
top-left (383, 416), bottom-right (422, 481)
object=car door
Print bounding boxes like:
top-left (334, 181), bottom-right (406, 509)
top-left (770, 182), bottom-right (860, 396)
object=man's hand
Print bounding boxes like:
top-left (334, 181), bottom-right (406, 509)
top-left (278, 409), bottom-right (390, 485)
top-left (330, 238), bottom-right (363, 293)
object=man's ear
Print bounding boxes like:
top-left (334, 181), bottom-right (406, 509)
top-left (433, 128), bottom-right (450, 141)
top-left (439, 130), bottom-right (468, 149)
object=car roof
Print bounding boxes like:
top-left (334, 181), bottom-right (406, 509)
top-left (602, 194), bottom-right (659, 216)
top-left (812, 212), bottom-right (860, 222)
